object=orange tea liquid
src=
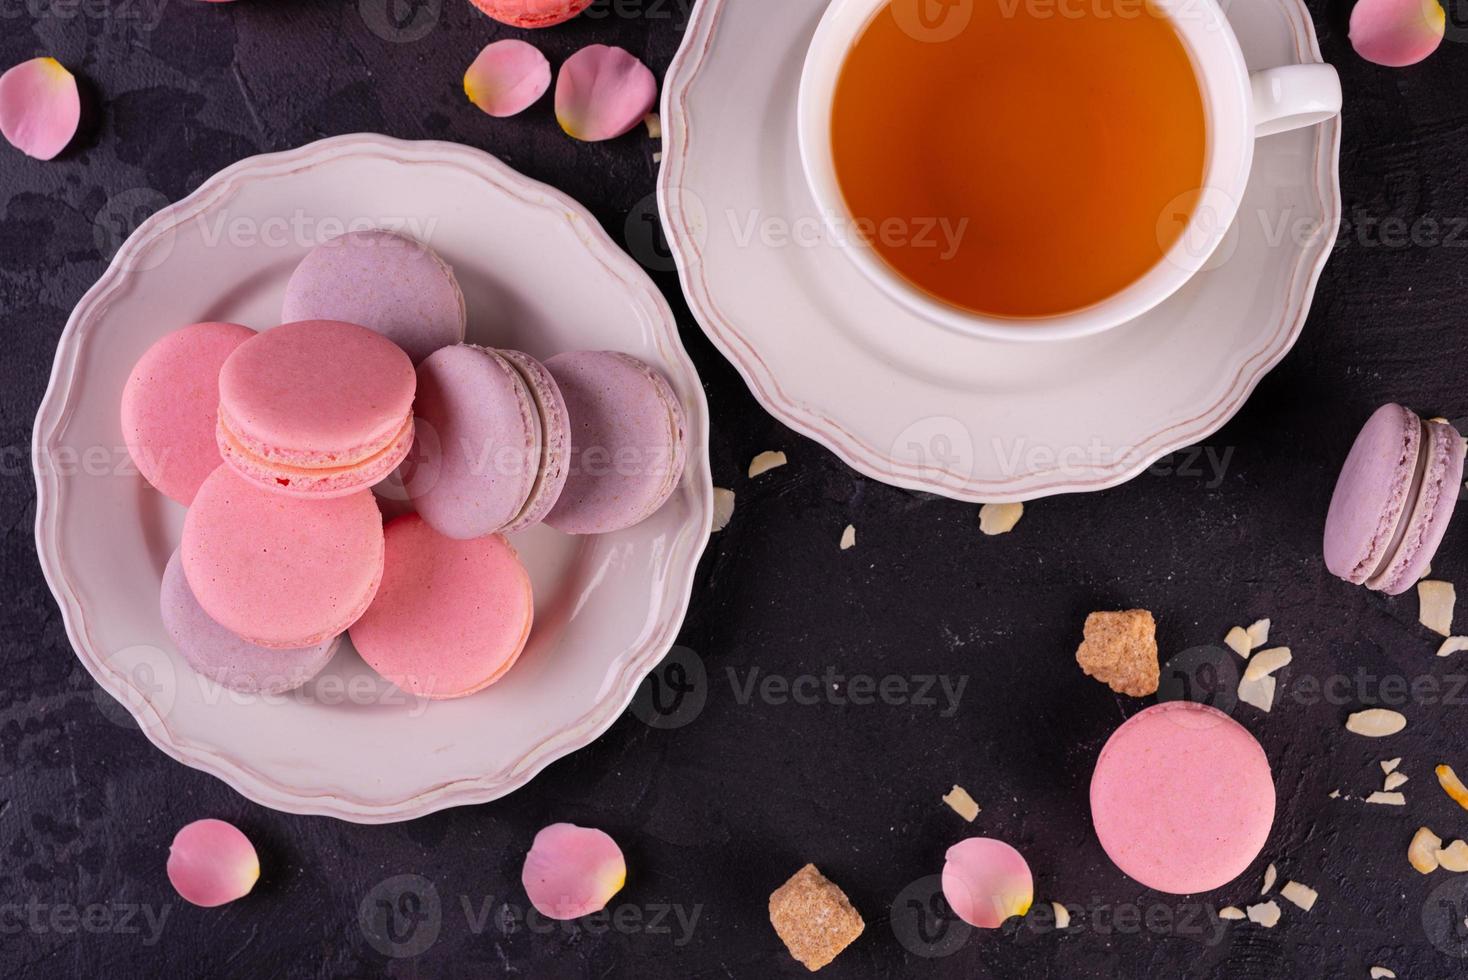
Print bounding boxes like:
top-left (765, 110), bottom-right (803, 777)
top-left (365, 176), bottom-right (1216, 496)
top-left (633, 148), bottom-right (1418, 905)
top-left (830, 0), bottom-right (1208, 318)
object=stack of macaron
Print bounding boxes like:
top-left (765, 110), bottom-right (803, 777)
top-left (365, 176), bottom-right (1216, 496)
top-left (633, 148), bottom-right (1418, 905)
top-left (124, 228), bottom-right (688, 701)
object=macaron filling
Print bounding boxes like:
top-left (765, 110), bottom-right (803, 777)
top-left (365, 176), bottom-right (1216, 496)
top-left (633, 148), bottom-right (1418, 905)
top-left (1359, 413), bottom-right (1429, 586)
top-left (218, 409), bottom-right (415, 495)
top-left (1369, 417), bottom-right (1463, 592)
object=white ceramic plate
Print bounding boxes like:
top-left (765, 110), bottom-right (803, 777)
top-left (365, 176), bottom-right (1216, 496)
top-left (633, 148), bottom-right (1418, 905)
top-left (659, 0), bottom-right (1340, 502)
top-left (34, 134), bottom-right (712, 823)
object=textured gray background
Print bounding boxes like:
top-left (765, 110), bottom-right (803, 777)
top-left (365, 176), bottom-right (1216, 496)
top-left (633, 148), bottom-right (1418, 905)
top-left (6, 0), bottom-right (1468, 976)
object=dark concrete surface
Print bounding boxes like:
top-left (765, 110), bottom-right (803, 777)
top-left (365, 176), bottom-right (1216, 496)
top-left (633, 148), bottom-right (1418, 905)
top-left (5, 0), bottom-right (1468, 976)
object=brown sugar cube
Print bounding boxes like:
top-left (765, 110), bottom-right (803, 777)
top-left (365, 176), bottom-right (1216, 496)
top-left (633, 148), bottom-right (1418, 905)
top-left (768, 864), bottom-right (865, 971)
top-left (1075, 609), bottom-right (1160, 697)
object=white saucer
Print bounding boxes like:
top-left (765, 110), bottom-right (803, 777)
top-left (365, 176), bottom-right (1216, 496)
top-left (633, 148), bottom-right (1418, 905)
top-left (33, 134), bottom-right (712, 823)
top-left (659, 0), bottom-right (1340, 502)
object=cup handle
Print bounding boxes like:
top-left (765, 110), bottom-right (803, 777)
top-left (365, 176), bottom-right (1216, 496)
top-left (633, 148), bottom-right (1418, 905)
top-left (1250, 64), bottom-right (1342, 138)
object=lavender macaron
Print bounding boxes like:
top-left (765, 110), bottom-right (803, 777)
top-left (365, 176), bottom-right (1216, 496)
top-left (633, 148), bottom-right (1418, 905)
top-left (1324, 403), bottom-right (1466, 595)
top-left (544, 351), bottom-right (688, 535)
top-left (406, 345), bottom-right (570, 540)
top-left (160, 550), bottom-right (340, 695)
top-left (282, 229), bottom-right (466, 364)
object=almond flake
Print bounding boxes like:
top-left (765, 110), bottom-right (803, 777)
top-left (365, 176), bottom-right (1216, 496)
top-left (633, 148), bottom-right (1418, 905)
top-left (1261, 863), bottom-right (1277, 894)
top-left (839, 525), bottom-right (856, 551)
top-left (1346, 709), bottom-right (1407, 737)
top-left (942, 785), bottom-right (980, 822)
top-left (1382, 758), bottom-right (1402, 775)
top-left (1419, 580), bottom-right (1456, 637)
top-left (1439, 637), bottom-right (1468, 658)
top-left (1218, 906), bottom-right (1245, 920)
top-left (1438, 840), bottom-right (1468, 873)
top-left (1246, 901), bottom-right (1281, 928)
top-left (1329, 789), bottom-right (1341, 799)
top-left (643, 112), bottom-right (662, 139)
top-left (1370, 969), bottom-right (1396, 980)
top-left (1237, 673), bottom-right (1276, 712)
top-left (1411, 827), bottom-right (1443, 874)
top-left (1243, 647), bottom-right (1292, 682)
top-left (1437, 764), bottom-right (1468, 811)
top-left (1384, 771), bottom-right (1409, 792)
top-left (1280, 881), bottom-right (1317, 912)
top-left (712, 488), bottom-right (735, 531)
top-left (748, 451), bottom-right (787, 478)
top-left (1366, 791), bottom-right (1407, 806)
top-left (979, 502), bottom-right (1024, 536)
top-left (1224, 626), bottom-right (1252, 658)
top-left (1245, 618), bottom-right (1271, 649)
top-left (1052, 902), bottom-right (1070, 929)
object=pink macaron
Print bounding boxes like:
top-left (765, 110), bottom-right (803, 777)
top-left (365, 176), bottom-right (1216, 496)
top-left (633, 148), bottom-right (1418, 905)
top-left (216, 320), bottom-right (417, 498)
top-left (121, 321), bottom-right (255, 505)
top-left (181, 466), bottom-right (385, 649)
top-left (1323, 403), bottom-right (1465, 595)
top-left (350, 514), bottom-right (533, 700)
top-left (1090, 701), bottom-right (1275, 894)
top-left (468, 0), bottom-right (592, 28)
top-left (281, 230), bottom-right (466, 365)
top-left (406, 345), bottom-right (570, 540)
top-left (160, 549), bottom-right (340, 695)
top-left (544, 351), bottom-right (688, 535)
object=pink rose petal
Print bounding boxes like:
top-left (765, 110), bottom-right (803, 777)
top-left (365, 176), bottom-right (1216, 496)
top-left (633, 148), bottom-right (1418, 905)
top-left (464, 40), bottom-right (551, 118)
top-left (167, 819), bottom-right (260, 908)
top-left (0, 58), bottom-right (81, 161)
top-left (555, 45), bottom-right (657, 142)
top-left (941, 837), bottom-right (1033, 929)
top-left (522, 823), bottom-right (626, 920)
top-left (1350, 0), bottom-right (1445, 67)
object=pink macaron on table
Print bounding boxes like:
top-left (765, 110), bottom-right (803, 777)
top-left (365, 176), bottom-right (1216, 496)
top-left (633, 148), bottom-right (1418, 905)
top-left (34, 134), bottom-right (712, 822)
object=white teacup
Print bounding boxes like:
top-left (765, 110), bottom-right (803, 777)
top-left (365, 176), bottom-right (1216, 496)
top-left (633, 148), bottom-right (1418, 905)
top-left (798, 0), bottom-right (1343, 343)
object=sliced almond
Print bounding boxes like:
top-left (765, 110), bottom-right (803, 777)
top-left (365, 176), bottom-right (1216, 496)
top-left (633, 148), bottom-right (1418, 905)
top-left (1218, 906), bottom-right (1246, 920)
top-left (1366, 791), bottom-right (1407, 806)
top-left (1411, 827), bottom-right (1443, 874)
top-left (1439, 636), bottom-right (1468, 658)
top-left (1246, 901), bottom-right (1281, 928)
top-left (1329, 789), bottom-right (1341, 799)
top-left (643, 112), bottom-right (662, 139)
top-left (1384, 771), bottom-right (1409, 792)
top-left (1370, 968), bottom-right (1397, 980)
top-left (1419, 580), bottom-right (1456, 637)
top-left (1280, 881), bottom-right (1317, 912)
top-left (1243, 647), bottom-right (1292, 682)
top-left (942, 785), bottom-right (980, 822)
top-left (1245, 618), bottom-right (1271, 649)
top-left (748, 450), bottom-right (787, 478)
top-left (1051, 902), bottom-right (1070, 929)
top-left (1438, 839), bottom-right (1468, 873)
top-left (1382, 758), bottom-right (1402, 775)
top-left (1237, 673), bottom-right (1276, 713)
top-left (711, 488), bottom-right (735, 531)
top-left (1224, 626), bottom-right (1252, 658)
top-left (979, 502), bottom-right (1024, 536)
top-left (1346, 709), bottom-right (1407, 737)
top-left (1261, 863), bottom-right (1277, 894)
top-left (839, 524), bottom-right (856, 551)
top-left (1437, 764), bottom-right (1468, 811)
